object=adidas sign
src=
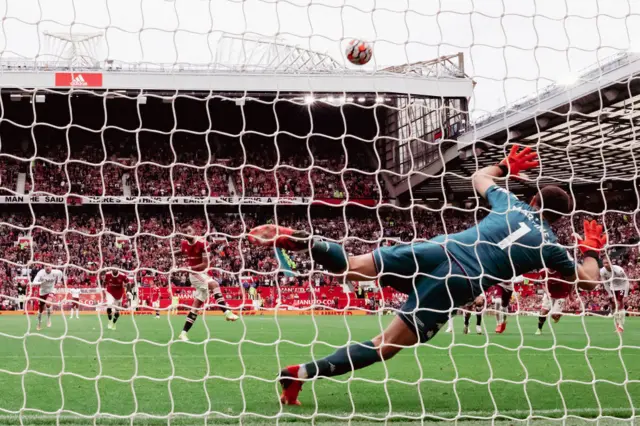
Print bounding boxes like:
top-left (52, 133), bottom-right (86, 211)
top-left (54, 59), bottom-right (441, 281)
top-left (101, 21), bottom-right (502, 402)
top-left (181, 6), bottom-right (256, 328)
top-left (70, 74), bottom-right (87, 87)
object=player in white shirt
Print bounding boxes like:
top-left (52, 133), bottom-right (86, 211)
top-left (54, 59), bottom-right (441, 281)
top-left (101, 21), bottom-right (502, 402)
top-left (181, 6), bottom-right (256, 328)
top-left (32, 267), bottom-right (64, 330)
top-left (600, 259), bottom-right (630, 333)
top-left (69, 286), bottom-right (81, 319)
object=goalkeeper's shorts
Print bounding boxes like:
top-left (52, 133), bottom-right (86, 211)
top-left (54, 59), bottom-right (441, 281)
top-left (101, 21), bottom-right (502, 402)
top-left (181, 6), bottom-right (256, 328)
top-left (373, 237), bottom-right (476, 343)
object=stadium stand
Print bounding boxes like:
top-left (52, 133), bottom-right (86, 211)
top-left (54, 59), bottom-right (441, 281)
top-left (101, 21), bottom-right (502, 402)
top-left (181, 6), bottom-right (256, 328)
top-left (1, 201), bottom-right (639, 313)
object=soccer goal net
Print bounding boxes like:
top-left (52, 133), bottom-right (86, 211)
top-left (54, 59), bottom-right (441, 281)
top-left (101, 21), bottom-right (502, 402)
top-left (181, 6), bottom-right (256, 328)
top-left (0, 0), bottom-right (639, 425)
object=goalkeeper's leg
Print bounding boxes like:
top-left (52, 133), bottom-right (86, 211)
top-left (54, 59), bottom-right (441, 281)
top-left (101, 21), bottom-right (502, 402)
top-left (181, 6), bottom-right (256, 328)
top-left (277, 268), bottom-right (474, 405)
top-left (248, 225), bottom-right (365, 280)
top-left (248, 225), bottom-right (450, 289)
top-left (280, 316), bottom-right (415, 405)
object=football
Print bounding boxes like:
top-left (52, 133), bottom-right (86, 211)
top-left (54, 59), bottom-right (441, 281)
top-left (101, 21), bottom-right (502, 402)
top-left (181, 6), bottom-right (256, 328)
top-left (345, 39), bottom-right (372, 65)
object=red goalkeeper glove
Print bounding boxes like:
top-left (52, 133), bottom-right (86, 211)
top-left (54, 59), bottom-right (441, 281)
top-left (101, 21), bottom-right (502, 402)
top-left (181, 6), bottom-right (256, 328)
top-left (574, 220), bottom-right (607, 254)
top-left (499, 145), bottom-right (539, 177)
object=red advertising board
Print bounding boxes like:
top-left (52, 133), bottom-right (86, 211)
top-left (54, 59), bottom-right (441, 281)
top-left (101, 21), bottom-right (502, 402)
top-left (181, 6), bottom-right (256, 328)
top-left (55, 72), bottom-right (103, 87)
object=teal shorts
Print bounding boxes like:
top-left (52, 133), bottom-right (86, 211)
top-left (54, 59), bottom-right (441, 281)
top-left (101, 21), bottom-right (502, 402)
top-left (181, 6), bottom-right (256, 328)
top-left (373, 237), bottom-right (476, 342)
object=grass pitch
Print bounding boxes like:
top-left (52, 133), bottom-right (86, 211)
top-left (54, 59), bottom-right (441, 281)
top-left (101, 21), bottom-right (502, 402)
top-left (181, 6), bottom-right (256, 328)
top-left (0, 312), bottom-right (638, 425)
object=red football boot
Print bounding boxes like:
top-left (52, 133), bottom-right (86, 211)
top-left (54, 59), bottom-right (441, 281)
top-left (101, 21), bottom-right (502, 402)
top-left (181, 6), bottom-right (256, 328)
top-left (248, 225), bottom-right (309, 252)
top-left (495, 322), bottom-right (506, 334)
top-left (279, 365), bottom-right (303, 406)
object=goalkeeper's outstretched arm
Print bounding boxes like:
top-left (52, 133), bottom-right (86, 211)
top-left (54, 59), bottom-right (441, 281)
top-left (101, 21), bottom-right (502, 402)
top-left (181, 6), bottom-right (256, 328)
top-left (472, 145), bottom-right (538, 198)
top-left (473, 146), bottom-right (601, 291)
top-left (472, 164), bottom-right (503, 198)
top-left (572, 220), bottom-right (607, 291)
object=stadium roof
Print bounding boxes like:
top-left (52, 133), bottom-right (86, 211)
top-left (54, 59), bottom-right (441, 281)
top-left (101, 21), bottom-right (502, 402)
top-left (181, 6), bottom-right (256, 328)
top-left (0, 34), bottom-right (474, 99)
top-left (409, 52), bottom-right (640, 199)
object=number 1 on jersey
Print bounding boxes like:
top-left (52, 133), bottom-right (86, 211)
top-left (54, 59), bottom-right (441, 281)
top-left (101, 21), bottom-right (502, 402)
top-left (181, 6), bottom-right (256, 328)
top-left (498, 222), bottom-right (532, 250)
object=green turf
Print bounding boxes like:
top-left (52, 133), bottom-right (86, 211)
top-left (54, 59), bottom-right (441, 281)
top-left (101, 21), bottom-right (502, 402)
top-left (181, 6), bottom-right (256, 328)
top-left (0, 312), bottom-right (638, 425)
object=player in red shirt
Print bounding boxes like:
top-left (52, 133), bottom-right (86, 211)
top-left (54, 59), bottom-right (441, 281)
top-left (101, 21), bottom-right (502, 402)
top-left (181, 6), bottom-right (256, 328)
top-left (494, 281), bottom-right (517, 334)
top-left (537, 269), bottom-right (572, 335)
top-left (151, 283), bottom-right (161, 319)
top-left (173, 225), bottom-right (238, 342)
top-left (104, 269), bottom-right (127, 331)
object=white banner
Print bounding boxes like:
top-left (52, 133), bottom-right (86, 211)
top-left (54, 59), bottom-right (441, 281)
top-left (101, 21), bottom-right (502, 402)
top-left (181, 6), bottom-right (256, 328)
top-left (0, 195), bottom-right (310, 205)
top-left (53, 288), bottom-right (102, 295)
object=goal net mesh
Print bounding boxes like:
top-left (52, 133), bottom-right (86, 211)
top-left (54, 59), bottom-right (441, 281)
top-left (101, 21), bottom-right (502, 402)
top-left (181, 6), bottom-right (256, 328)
top-left (0, 0), bottom-right (638, 424)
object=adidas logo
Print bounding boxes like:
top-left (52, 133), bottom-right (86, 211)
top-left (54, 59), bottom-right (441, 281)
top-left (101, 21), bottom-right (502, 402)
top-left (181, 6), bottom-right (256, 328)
top-left (70, 74), bottom-right (87, 86)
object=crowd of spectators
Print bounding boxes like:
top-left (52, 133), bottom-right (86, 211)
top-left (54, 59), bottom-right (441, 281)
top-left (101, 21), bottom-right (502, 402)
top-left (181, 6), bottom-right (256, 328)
top-left (1, 203), bottom-right (640, 314)
top-left (2, 136), bottom-right (388, 200)
top-left (0, 158), bottom-right (21, 196)
top-left (3, 100), bottom-right (640, 317)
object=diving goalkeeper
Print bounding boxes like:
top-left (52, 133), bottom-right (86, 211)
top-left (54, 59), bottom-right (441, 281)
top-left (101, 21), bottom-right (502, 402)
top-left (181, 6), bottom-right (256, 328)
top-left (248, 146), bottom-right (605, 406)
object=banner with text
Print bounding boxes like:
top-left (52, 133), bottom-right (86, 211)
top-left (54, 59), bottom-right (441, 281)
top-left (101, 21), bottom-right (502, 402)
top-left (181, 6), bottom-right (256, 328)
top-left (0, 195), bottom-right (380, 206)
top-left (0, 195), bottom-right (311, 205)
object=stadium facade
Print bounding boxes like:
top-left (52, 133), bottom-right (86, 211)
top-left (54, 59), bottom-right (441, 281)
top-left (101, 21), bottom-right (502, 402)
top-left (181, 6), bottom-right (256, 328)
top-left (0, 34), bottom-right (473, 208)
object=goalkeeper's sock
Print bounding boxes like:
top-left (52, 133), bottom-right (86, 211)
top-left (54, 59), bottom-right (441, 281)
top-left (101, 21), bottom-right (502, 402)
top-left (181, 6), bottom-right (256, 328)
top-left (212, 291), bottom-right (230, 313)
top-left (310, 240), bottom-right (348, 273)
top-left (46, 307), bottom-right (51, 320)
top-left (464, 312), bottom-right (471, 327)
top-left (37, 312), bottom-right (42, 326)
top-left (299, 340), bottom-right (380, 379)
top-left (538, 316), bottom-right (547, 330)
top-left (182, 312), bottom-right (198, 333)
top-left (107, 308), bottom-right (113, 321)
top-left (476, 313), bottom-right (482, 326)
top-left (113, 311), bottom-right (120, 324)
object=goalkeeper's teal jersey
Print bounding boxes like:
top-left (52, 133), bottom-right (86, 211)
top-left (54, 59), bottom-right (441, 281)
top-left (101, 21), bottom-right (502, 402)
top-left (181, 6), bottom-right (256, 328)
top-left (443, 185), bottom-right (575, 288)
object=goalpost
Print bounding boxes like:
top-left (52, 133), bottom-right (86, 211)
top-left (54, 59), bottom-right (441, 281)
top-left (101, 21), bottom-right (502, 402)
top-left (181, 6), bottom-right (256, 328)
top-left (0, 0), bottom-right (638, 424)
